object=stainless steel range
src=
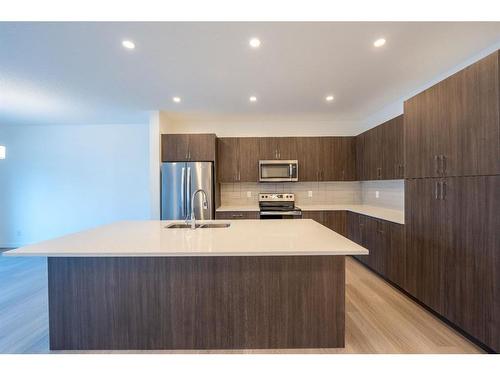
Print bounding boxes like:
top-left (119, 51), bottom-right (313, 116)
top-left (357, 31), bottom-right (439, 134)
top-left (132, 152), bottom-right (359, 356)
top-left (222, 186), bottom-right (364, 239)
top-left (258, 193), bottom-right (302, 219)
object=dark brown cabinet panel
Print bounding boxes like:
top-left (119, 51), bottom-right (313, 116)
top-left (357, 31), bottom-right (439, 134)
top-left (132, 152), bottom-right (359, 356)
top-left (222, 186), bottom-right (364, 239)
top-left (324, 211), bottom-right (347, 236)
top-left (217, 137), bottom-right (260, 183)
top-left (383, 221), bottom-right (406, 289)
top-left (258, 137), bottom-right (297, 160)
top-left (301, 210), bottom-right (324, 223)
top-left (215, 211), bottom-right (260, 220)
top-left (258, 137), bottom-right (278, 160)
top-left (188, 134), bottom-right (217, 161)
top-left (405, 178), bottom-right (446, 314)
top-left (381, 115), bottom-right (404, 179)
top-left (405, 176), bottom-right (500, 352)
top-left (355, 133), bottom-right (367, 181)
top-left (302, 210), bottom-right (347, 236)
top-left (217, 137), bottom-right (239, 182)
top-left (335, 137), bottom-right (357, 181)
top-left (162, 134), bottom-right (190, 162)
top-left (347, 212), bottom-right (406, 290)
top-left (356, 115), bottom-right (404, 181)
top-left (277, 137), bottom-right (298, 160)
top-left (405, 51), bottom-right (500, 178)
top-left (238, 137), bottom-right (260, 181)
top-left (296, 137), bottom-right (320, 181)
top-left (162, 134), bottom-right (216, 162)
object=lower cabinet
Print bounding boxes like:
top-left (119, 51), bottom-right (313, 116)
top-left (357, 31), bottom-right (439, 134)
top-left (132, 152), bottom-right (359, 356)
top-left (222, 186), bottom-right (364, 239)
top-left (215, 211), bottom-right (260, 220)
top-left (346, 212), bottom-right (406, 290)
top-left (405, 176), bottom-right (499, 352)
top-left (301, 211), bottom-right (347, 236)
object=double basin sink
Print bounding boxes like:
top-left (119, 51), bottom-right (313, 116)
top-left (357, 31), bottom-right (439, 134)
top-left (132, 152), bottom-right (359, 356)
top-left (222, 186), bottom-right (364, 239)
top-left (166, 223), bottom-right (231, 229)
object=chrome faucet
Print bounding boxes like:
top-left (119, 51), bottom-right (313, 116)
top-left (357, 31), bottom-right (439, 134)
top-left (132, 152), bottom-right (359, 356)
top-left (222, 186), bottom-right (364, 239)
top-left (190, 189), bottom-right (208, 229)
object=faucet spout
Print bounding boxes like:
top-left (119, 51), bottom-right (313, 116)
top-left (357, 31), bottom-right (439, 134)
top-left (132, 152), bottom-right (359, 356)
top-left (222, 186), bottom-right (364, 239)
top-left (190, 189), bottom-right (208, 229)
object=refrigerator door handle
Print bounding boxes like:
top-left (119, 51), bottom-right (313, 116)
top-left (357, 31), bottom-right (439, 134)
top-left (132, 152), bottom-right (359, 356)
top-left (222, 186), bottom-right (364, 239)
top-left (186, 167), bottom-right (192, 220)
top-left (181, 167), bottom-right (186, 218)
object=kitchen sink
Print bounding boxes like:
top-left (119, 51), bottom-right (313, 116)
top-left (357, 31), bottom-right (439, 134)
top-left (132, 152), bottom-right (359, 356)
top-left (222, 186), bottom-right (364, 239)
top-left (165, 223), bottom-right (231, 229)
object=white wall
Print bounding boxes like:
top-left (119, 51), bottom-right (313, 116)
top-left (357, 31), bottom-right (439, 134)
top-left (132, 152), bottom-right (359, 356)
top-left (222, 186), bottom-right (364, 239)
top-left (160, 113), bottom-right (363, 136)
top-left (0, 122), bottom-right (151, 247)
top-left (359, 42), bottom-right (500, 133)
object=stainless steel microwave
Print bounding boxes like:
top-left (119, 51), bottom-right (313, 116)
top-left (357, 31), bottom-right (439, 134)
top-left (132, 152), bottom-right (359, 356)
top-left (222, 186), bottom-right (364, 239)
top-left (259, 160), bottom-right (298, 182)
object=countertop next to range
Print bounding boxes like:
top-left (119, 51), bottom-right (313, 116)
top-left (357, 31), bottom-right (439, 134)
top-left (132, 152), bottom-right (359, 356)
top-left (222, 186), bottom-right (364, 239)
top-left (4, 219), bottom-right (369, 257)
top-left (216, 204), bottom-right (404, 225)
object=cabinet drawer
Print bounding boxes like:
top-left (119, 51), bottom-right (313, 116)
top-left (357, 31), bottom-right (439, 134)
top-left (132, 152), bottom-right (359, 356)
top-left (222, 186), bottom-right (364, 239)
top-left (215, 211), bottom-right (259, 220)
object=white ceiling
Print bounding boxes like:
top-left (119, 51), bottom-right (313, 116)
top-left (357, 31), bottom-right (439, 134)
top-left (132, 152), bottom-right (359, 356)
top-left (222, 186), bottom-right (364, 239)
top-left (0, 22), bottom-right (499, 125)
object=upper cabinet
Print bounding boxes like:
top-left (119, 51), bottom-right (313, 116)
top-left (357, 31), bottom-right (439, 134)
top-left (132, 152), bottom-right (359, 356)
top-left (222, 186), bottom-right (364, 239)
top-left (162, 134), bottom-right (217, 162)
top-left (219, 136), bottom-right (356, 183)
top-left (404, 51), bottom-right (500, 178)
top-left (356, 115), bottom-right (404, 181)
top-left (218, 137), bottom-right (259, 183)
top-left (258, 137), bottom-right (297, 160)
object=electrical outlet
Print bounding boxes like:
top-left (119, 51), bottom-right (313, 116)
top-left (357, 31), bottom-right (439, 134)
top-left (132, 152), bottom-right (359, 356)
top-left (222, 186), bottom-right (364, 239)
top-left (308, 190), bottom-right (313, 198)
top-left (375, 191), bottom-right (380, 199)
top-left (246, 191), bottom-right (252, 198)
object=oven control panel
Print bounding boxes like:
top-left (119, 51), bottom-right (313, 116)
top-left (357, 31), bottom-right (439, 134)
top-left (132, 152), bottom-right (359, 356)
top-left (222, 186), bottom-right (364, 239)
top-left (258, 193), bottom-right (295, 202)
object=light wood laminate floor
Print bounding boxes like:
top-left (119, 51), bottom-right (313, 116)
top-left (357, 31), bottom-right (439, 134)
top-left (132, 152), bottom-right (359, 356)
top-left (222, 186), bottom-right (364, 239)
top-left (0, 255), bottom-right (483, 354)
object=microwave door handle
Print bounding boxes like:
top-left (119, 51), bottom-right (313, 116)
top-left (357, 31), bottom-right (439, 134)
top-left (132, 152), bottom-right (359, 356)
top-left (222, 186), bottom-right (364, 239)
top-left (289, 164), bottom-right (293, 181)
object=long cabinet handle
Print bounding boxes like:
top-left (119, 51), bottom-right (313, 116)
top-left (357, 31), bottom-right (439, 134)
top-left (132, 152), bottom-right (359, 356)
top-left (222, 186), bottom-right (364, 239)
top-left (441, 155), bottom-right (446, 175)
top-left (435, 181), bottom-right (439, 200)
top-left (434, 155), bottom-right (440, 175)
top-left (441, 181), bottom-right (446, 200)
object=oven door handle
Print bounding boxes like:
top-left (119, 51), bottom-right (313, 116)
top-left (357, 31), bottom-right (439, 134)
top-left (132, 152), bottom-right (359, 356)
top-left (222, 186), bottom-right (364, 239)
top-left (259, 211), bottom-right (303, 216)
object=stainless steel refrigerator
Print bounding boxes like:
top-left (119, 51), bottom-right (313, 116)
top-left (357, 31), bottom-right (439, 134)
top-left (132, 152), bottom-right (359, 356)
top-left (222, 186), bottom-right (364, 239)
top-left (161, 162), bottom-right (214, 220)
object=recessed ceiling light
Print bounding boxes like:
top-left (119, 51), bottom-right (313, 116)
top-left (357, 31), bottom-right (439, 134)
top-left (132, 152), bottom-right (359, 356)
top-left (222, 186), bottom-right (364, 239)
top-left (172, 97), bottom-right (181, 103)
top-left (249, 96), bottom-right (257, 102)
top-left (373, 38), bottom-right (386, 48)
top-left (122, 40), bottom-right (136, 50)
top-left (249, 38), bottom-right (261, 48)
top-left (325, 95), bottom-right (334, 102)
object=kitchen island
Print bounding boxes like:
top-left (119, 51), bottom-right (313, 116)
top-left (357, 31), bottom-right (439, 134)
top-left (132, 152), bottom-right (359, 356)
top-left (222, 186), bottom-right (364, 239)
top-left (5, 219), bottom-right (368, 351)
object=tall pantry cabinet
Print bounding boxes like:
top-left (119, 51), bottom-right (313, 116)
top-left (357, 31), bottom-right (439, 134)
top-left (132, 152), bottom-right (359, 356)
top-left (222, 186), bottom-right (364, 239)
top-left (404, 50), bottom-right (500, 352)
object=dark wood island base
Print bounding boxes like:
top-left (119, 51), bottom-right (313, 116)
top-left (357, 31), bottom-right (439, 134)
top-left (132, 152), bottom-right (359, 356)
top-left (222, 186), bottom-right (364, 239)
top-left (48, 255), bottom-right (345, 350)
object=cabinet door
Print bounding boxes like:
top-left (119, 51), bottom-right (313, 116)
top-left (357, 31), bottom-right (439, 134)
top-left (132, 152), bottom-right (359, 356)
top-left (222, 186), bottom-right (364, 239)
top-left (238, 137), bottom-right (260, 182)
top-left (297, 137), bottom-right (320, 181)
top-left (317, 137), bottom-right (334, 181)
top-left (384, 221), bottom-right (406, 288)
top-left (301, 211), bottom-right (325, 226)
top-left (405, 178), bottom-right (446, 314)
top-left (215, 211), bottom-right (259, 220)
top-left (277, 137), bottom-right (298, 160)
top-left (355, 133), bottom-right (366, 180)
top-left (336, 137), bottom-right (357, 181)
top-left (162, 134), bottom-right (190, 162)
top-left (323, 211), bottom-right (347, 236)
top-left (347, 212), bottom-right (361, 244)
top-left (360, 128), bottom-right (380, 180)
top-left (217, 138), bottom-right (239, 182)
top-left (404, 83), bottom-right (445, 178)
top-left (442, 176), bottom-right (499, 352)
top-left (381, 115), bottom-right (404, 179)
top-left (258, 138), bottom-right (278, 159)
top-left (446, 52), bottom-right (500, 177)
top-left (188, 134), bottom-right (216, 161)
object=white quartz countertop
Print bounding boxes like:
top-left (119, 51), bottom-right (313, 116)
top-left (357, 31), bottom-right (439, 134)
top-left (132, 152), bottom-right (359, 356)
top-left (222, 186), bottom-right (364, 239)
top-left (4, 219), bottom-right (369, 257)
top-left (297, 204), bottom-right (404, 224)
top-left (216, 204), bottom-right (404, 224)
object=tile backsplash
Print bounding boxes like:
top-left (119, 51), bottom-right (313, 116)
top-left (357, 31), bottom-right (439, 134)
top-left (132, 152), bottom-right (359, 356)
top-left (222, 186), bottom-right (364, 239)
top-left (360, 180), bottom-right (405, 210)
top-left (221, 180), bottom-right (404, 210)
